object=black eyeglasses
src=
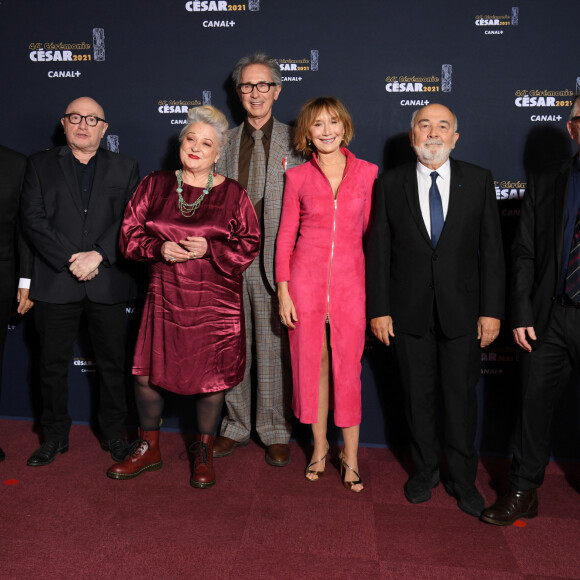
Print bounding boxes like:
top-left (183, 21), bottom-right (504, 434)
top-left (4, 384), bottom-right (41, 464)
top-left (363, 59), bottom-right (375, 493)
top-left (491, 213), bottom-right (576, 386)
top-left (571, 116), bottom-right (580, 123)
top-left (63, 113), bottom-right (106, 127)
top-left (237, 82), bottom-right (278, 94)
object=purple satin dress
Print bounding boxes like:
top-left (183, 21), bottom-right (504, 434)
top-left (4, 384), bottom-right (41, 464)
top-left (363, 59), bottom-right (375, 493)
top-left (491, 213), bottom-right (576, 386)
top-left (120, 171), bottom-right (260, 395)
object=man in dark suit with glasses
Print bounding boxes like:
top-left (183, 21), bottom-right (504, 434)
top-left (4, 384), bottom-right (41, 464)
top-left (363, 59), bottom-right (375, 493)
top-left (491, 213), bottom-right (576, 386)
top-left (20, 96), bottom-right (139, 467)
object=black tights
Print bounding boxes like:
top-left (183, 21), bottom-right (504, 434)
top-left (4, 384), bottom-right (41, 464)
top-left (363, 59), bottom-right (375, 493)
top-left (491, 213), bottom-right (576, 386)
top-left (134, 375), bottom-right (225, 435)
top-left (134, 376), bottom-right (165, 431)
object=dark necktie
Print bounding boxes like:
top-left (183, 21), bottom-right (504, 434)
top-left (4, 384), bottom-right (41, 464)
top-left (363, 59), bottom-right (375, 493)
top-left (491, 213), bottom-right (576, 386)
top-left (247, 129), bottom-right (265, 208)
top-left (429, 171), bottom-right (444, 247)
top-left (565, 208), bottom-right (580, 302)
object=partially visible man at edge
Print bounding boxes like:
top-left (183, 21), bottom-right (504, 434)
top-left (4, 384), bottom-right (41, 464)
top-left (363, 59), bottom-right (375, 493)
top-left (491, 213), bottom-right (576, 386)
top-left (0, 144), bottom-right (34, 461)
top-left (482, 94), bottom-right (580, 525)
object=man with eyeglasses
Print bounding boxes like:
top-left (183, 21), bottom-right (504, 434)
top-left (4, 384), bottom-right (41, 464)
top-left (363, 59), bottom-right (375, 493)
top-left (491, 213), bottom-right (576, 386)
top-left (482, 95), bottom-right (580, 525)
top-left (214, 53), bottom-right (303, 466)
top-left (20, 96), bottom-right (139, 467)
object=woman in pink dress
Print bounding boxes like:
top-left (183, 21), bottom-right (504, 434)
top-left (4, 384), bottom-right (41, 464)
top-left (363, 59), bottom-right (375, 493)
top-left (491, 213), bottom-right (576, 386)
top-left (107, 106), bottom-right (260, 488)
top-left (276, 97), bottom-right (377, 492)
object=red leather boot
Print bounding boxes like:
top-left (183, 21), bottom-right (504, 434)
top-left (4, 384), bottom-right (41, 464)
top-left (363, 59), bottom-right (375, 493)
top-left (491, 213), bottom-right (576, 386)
top-left (107, 428), bottom-right (162, 480)
top-left (190, 433), bottom-right (216, 489)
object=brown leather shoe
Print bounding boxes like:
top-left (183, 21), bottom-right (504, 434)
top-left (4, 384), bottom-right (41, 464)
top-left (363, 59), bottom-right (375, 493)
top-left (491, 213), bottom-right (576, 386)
top-left (266, 443), bottom-right (291, 467)
top-left (480, 488), bottom-right (538, 525)
top-left (107, 428), bottom-right (162, 480)
top-left (190, 433), bottom-right (216, 489)
top-left (213, 435), bottom-right (250, 458)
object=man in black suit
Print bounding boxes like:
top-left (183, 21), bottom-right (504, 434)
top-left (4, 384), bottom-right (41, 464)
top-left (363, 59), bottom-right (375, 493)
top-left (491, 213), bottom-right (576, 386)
top-left (20, 97), bottom-right (139, 466)
top-left (481, 95), bottom-right (580, 525)
top-left (366, 103), bottom-right (505, 517)
top-left (0, 145), bottom-right (34, 462)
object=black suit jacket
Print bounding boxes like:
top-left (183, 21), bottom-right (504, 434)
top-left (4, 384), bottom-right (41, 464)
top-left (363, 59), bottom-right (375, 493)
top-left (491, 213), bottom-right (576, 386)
top-left (366, 158), bottom-right (505, 338)
top-left (511, 156), bottom-right (575, 345)
top-left (0, 145), bottom-right (33, 301)
top-left (20, 146), bottom-right (140, 304)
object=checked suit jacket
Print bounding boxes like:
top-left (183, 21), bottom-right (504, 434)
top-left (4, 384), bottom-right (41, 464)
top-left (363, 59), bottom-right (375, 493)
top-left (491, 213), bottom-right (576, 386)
top-left (216, 118), bottom-right (303, 292)
top-left (20, 146), bottom-right (140, 305)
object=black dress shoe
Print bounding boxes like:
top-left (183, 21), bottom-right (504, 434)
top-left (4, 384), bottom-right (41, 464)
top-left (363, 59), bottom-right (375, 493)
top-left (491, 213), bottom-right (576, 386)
top-left (444, 482), bottom-right (485, 517)
top-left (101, 439), bottom-right (129, 463)
top-left (27, 440), bottom-right (69, 467)
top-left (404, 470), bottom-right (440, 503)
top-left (480, 488), bottom-right (538, 526)
top-left (0, 446), bottom-right (5, 462)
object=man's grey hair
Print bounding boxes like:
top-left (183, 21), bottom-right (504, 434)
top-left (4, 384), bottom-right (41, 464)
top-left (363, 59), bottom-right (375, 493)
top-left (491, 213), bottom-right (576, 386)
top-left (410, 107), bottom-right (458, 132)
top-left (232, 52), bottom-right (282, 86)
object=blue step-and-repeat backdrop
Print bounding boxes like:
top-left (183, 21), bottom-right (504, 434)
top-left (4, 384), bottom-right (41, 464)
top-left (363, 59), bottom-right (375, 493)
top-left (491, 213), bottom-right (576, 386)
top-left (1, 0), bottom-right (579, 456)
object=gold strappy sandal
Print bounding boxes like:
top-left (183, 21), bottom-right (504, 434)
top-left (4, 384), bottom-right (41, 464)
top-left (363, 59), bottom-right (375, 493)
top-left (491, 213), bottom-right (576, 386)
top-left (339, 451), bottom-right (363, 493)
top-left (304, 443), bottom-right (330, 482)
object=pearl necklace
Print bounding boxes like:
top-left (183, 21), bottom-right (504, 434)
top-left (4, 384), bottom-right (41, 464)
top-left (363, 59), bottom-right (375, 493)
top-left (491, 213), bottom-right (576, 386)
top-left (176, 168), bottom-right (214, 218)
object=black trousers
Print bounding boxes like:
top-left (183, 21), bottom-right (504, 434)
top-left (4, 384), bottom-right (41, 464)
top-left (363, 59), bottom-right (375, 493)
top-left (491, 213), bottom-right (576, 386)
top-left (510, 302), bottom-right (580, 490)
top-left (34, 298), bottom-right (128, 441)
top-left (0, 299), bottom-right (11, 384)
top-left (394, 307), bottom-right (481, 488)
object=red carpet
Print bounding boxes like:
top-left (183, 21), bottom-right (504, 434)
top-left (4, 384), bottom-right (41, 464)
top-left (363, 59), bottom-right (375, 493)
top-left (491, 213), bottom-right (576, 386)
top-left (1, 419), bottom-right (579, 579)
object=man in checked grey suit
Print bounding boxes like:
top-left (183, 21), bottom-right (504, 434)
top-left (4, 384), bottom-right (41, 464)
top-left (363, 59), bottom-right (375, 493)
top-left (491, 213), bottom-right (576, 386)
top-left (214, 53), bottom-right (303, 466)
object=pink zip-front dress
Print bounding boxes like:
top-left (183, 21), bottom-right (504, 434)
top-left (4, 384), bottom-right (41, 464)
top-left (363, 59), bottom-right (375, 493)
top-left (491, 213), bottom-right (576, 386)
top-left (275, 149), bottom-right (377, 427)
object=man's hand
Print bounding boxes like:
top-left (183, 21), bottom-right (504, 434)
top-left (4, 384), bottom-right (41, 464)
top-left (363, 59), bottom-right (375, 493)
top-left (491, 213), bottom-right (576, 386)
top-left (16, 287), bottom-right (34, 314)
top-left (513, 326), bottom-right (537, 352)
top-left (69, 250), bottom-right (103, 281)
top-left (370, 315), bottom-right (395, 346)
top-left (83, 268), bottom-right (99, 281)
top-left (478, 316), bottom-right (500, 348)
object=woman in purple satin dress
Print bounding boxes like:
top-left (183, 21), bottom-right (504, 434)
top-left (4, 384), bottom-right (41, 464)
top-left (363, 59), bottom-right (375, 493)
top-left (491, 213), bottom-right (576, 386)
top-left (107, 106), bottom-right (260, 488)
